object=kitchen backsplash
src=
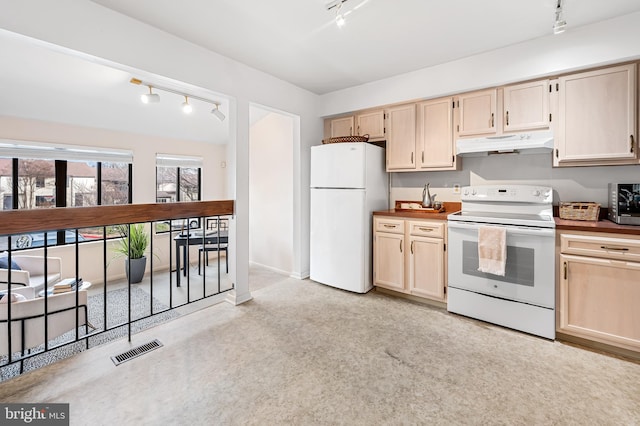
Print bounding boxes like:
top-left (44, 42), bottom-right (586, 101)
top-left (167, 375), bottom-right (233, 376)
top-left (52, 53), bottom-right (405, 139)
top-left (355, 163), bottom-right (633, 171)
top-left (390, 153), bottom-right (639, 208)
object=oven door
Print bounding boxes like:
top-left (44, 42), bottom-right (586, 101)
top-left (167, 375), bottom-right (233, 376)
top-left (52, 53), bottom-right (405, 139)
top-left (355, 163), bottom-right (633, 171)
top-left (447, 221), bottom-right (555, 308)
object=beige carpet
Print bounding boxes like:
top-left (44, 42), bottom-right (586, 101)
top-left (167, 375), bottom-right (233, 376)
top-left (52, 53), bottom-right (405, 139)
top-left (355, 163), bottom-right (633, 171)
top-left (1, 272), bottom-right (639, 425)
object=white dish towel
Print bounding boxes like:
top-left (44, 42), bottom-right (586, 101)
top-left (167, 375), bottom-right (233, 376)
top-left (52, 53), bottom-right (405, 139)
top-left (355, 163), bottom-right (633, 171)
top-left (477, 225), bottom-right (507, 276)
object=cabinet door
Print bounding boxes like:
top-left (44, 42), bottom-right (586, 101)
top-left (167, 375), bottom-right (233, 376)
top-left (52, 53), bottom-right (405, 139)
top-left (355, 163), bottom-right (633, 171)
top-left (556, 64), bottom-right (637, 163)
top-left (503, 80), bottom-right (550, 132)
top-left (409, 236), bottom-right (445, 301)
top-left (330, 116), bottom-right (355, 137)
top-left (356, 110), bottom-right (385, 139)
top-left (386, 104), bottom-right (416, 171)
top-left (559, 254), bottom-right (640, 351)
top-left (458, 89), bottom-right (497, 136)
top-left (374, 232), bottom-right (405, 292)
top-left (417, 98), bottom-right (454, 170)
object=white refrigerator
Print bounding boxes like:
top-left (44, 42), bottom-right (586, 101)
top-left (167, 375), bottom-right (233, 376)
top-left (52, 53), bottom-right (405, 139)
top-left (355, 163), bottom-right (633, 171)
top-left (310, 142), bottom-right (388, 293)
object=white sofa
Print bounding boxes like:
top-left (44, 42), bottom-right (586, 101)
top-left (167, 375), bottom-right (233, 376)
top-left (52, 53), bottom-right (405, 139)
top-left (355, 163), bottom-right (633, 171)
top-left (0, 287), bottom-right (89, 370)
top-left (0, 255), bottom-right (62, 294)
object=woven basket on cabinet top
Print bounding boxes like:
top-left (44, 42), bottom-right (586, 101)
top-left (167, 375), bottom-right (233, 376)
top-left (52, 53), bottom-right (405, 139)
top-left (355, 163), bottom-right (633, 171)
top-left (322, 135), bottom-right (369, 144)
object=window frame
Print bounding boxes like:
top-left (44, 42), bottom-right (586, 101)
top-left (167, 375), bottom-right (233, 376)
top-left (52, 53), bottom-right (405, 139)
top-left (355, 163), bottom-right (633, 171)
top-left (2, 158), bottom-right (133, 250)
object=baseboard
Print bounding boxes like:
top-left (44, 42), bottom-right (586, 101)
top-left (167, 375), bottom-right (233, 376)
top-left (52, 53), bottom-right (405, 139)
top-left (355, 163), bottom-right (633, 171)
top-left (289, 271), bottom-right (309, 280)
top-left (249, 261), bottom-right (291, 276)
top-left (225, 289), bottom-right (253, 305)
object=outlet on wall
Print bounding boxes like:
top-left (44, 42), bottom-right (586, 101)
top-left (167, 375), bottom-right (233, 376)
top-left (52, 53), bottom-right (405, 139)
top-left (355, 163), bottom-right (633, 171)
top-left (453, 184), bottom-right (460, 194)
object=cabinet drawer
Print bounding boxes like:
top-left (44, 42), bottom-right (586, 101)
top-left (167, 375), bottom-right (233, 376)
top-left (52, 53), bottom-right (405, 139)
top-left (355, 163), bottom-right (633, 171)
top-left (408, 221), bottom-right (444, 238)
top-left (561, 233), bottom-right (640, 262)
top-left (375, 217), bottom-right (404, 234)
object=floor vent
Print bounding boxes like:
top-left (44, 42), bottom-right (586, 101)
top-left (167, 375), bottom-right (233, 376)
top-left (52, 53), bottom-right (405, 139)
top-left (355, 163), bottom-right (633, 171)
top-left (111, 339), bottom-right (163, 366)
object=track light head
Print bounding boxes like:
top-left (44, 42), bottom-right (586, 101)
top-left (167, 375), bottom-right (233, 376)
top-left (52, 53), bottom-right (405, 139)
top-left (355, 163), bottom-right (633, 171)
top-left (182, 96), bottom-right (193, 114)
top-left (211, 104), bottom-right (225, 121)
top-left (141, 86), bottom-right (160, 104)
top-left (553, 0), bottom-right (567, 34)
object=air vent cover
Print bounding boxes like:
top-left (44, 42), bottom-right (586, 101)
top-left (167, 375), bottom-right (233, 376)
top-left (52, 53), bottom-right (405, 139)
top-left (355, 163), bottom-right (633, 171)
top-left (111, 339), bottom-right (163, 366)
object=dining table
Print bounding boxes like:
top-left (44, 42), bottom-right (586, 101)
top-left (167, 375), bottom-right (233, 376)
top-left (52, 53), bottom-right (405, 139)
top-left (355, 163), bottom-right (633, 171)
top-left (173, 230), bottom-right (228, 286)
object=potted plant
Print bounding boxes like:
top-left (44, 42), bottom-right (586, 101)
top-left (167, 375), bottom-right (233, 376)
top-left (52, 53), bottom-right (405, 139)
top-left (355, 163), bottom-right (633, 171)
top-left (114, 223), bottom-right (149, 283)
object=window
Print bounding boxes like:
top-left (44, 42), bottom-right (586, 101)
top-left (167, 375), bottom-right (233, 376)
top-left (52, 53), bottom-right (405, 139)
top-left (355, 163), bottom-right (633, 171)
top-left (155, 154), bottom-right (202, 233)
top-left (68, 161), bottom-right (98, 207)
top-left (18, 159), bottom-right (55, 209)
top-left (0, 140), bottom-right (133, 250)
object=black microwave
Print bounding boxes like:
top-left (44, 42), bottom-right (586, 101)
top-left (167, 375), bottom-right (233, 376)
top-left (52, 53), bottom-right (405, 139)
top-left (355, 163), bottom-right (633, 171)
top-left (609, 183), bottom-right (640, 225)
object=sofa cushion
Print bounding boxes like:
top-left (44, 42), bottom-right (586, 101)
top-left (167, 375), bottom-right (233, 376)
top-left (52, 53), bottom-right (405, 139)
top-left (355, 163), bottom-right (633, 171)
top-left (0, 256), bottom-right (22, 270)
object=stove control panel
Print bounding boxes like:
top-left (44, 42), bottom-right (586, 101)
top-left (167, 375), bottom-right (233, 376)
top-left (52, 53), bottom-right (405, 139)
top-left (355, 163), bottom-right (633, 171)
top-left (461, 185), bottom-right (553, 204)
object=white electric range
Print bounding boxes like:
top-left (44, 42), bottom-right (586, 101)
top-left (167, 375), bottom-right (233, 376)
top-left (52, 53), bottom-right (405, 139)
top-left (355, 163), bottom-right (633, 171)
top-left (447, 185), bottom-right (556, 339)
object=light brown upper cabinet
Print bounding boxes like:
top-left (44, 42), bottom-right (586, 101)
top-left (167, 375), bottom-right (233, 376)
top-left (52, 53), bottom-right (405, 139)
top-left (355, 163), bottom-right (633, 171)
top-left (457, 89), bottom-right (497, 136)
top-left (356, 110), bottom-right (385, 140)
top-left (330, 116), bottom-right (355, 138)
top-left (417, 97), bottom-right (456, 170)
top-left (503, 79), bottom-right (550, 132)
top-left (554, 63), bottom-right (638, 166)
top-left (386, 103), bottom-right (416, 171)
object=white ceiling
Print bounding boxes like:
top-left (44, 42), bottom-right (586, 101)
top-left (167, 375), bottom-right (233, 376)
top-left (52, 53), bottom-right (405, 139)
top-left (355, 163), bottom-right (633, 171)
top-left (91, 0), bottom-right (640, 94)
top-left (2, 0), bottom-right (640, 144)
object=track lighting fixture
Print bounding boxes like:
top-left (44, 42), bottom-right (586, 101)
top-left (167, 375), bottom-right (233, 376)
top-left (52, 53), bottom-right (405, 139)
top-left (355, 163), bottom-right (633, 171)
top-left (326, 0), bottom-right (349, 28)
top-left (210, 103), bottom-right (226, 121)
top-left (130, 77), bottom-right (224, 120)
top-left (553, 0), bottom-right (567, 35)
top-left (141, 85), bottom-right (160, 103)
top-left (181, 96), bottom-right (193, 114)
top-left (335, 4), bottom-right (346, 27)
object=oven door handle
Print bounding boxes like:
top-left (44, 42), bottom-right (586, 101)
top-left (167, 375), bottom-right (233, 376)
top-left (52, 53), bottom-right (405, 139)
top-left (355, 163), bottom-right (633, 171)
top-left (447, 221), bottom-right (556, 237)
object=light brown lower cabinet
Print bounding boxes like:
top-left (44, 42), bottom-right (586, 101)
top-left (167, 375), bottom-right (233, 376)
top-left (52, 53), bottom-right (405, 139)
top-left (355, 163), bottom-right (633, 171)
top-left (373, 216), bottom-right (447, 303)
top-left (558, 232), bottom-right (640, 352)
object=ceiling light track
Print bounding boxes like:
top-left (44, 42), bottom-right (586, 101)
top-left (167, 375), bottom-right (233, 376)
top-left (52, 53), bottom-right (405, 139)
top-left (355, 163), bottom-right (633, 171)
top-left (130, 78), bottom-right (225, 121)
top-left (325, 0), bottom-right (348, 12)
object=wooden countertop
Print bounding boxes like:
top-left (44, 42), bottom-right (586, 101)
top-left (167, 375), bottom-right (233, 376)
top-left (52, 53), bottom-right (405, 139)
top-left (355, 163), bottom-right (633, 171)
top-left (373, 202), bottom-right (460, 221)
top-left (555, 217), bottom-right (640, 236)
top-left (375, 202), bottom-right (640, 235)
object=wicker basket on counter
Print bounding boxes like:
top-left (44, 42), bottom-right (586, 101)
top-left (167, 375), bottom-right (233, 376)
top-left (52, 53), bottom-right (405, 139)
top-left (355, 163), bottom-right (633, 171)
top-left (559, 202), bottom-right (601, 221)
top-left (322, 134), bottom-right (369, 144)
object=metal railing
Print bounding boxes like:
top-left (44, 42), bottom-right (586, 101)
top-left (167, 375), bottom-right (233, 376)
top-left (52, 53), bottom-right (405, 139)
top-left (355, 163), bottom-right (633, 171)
top-left (0, 200), bottom-right (234, 375)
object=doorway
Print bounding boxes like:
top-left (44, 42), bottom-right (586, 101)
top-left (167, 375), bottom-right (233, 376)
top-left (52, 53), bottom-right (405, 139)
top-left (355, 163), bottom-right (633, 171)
top-left (249, 105), bottom-right (294, 275)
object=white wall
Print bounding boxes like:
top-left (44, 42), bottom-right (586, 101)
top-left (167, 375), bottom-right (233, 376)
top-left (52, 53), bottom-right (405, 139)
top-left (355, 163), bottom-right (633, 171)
top-left (249, 110), bottom-right (294, 274)
top-left (0, 0), bottom-right (323, 297)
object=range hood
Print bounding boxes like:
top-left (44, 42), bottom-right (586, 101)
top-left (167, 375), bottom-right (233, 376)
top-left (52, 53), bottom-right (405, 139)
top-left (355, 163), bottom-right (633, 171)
top-left (456, 130), bottom-right (554, 156)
